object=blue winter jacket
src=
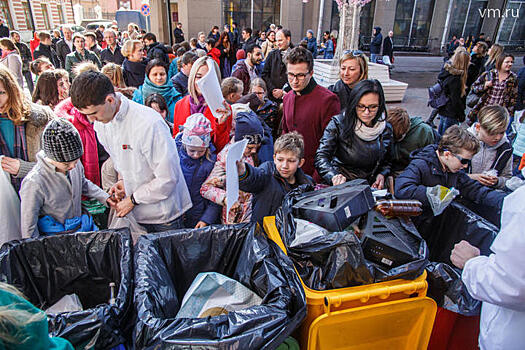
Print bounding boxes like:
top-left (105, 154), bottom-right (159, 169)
top-left (395, 144), bottom-right (506, 211)
top-left (370, 27), bottom-right (383, 54)
top-left (303, 36), bottom-right (318, 58)
top-left (239, 161), bottom-right (314, 225)
top-left (175, 134), bottom-right (221, 227)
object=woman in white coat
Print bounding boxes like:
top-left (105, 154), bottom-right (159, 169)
top-left (451, 185), bottom-right (525, 350)
top-left (0, 38), bottom-right (23, 89)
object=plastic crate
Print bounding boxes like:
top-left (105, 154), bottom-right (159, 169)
top-left (263, 216), bottom-right (436, 350)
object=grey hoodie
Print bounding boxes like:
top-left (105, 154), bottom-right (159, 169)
top-left (467, 123), bottom-right (512, 188)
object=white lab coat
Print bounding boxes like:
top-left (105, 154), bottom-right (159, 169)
top-left (94, 94), bottom-right (192, 224)
top-left (462, 185), bottom-right (525, 350)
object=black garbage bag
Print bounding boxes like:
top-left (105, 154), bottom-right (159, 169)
top-left (0, 228), bottom-right (133, 350)
top-left (134, 223), bottom-right (306, 350)
top-left (359, 210), bottom-right (429, 282)
top-left (426, 262), bottom-right (481, 316)
top-left (416, 201), bottom-right (498, 265)
top-left (276, 184), bottom-right (374, 290)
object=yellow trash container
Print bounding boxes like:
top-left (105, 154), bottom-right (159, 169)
top-left (263, 216), bottom-right (436, 350)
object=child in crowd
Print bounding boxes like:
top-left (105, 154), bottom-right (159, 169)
top-left (395, 125), bottom-right (506, 220)
top-left (29, 57), bottom-right (54, 80)
top-left (221, 77), bottom-right (243, 104)
top-left (237, 131), bottom-right (314, 224)
top-left (386, 107), bottom-right (438, 175)
top-left (20, 118), bottom-right (114, 238)
top-left (176, 113), bottom-right (221, 228)
top-left (145, 93), bottom-right (173, 132)
top-left (467, 105), bottom-right (512, 189)
top-left (201, 111), bottom-right (264, 224)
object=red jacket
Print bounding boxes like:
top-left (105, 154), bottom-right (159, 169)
top-left (207, 48), bottom-right (221, 67)
top-left (173, 95), bottom-right (232, 152)
top-left (54, 98), bottom-right (101, 187)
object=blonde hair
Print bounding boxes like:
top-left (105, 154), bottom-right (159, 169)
top-left (221, 77), bottom-right (243, 98)
top-left (72, 61), bottom-right (99, 77)
top-left (446, 51), bottom-right (470, 97)
top-left (339, 53), bottom-right (368, 83)
top-left (486, 44), bottom-right (503, 68)
top-left (102, 63), bottom-right (126, 88)
top-left (274, 131), bottom-right (304, 159)
top-left (0, 66), bottom-right (30, 124)
top-left (478, 105), bottom-right (509, 134)
top-left (188, 56), bottom-right (221, 102)
top-left (0, 282), bottom-right (45, 346)
top-left (121, 39), bottom-right (141, 58)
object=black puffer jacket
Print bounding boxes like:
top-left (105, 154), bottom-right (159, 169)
top-left (328, 79), bottom-right (353, 111)
top-left (467, 54), bottom-right (486, 89)
top-left (436, 65), bottom-right (466, 122)
top-left (315, 112), bottom-right (393, 184)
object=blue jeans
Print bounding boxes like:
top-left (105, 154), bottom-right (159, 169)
top-left (139, 216), bottom-right (184, 233)
top-left (438, 114), bottom-right (459, 135)
top-left (370, 53), bottom-right (378, 63)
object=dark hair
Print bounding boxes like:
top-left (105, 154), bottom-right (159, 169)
top-left (324, 31), bottom-right (330, 36)
top-left (145, 59), bottom-right (168, 77)
top-left (70, 71), bottom-right (115, 109)
top-left (285, 46), bottom-right (314, 72)
top-left (180, 51), bottom-right (198, 66)
top-left (180, 41), bottom-right (191, 51)
top-left (172, 43), bottom-right (181, 52)
top-left (243, 27), bottom-right (253, 36)
top-left (143, 32), bottom-right (156, 42)
top-left (216, 31), bottom-right (231, 48)
top-left (145, 93), bottom-right (168, 112)
top-left (279, 29), bottom-right (292, 40)
top-left (32, 70), bottom-right (67, 107)
top-left (245, 43), bottom-right (261, 54)
top-left (495, 53), bottom-right (514, 71)
top-left (205, 38), bottom-right (216, 47)
top-left (212, 25), bottom-right (219, 31)
top-left (30, 57), bottom-right (53, 75)
top-left (84, 32), bottom-right (97, 41)
top-left (276, 25), bottom-right (283, 30)
top-left (343, 79), bottom-right (387, 147)
top-left (190, 37), bottom-right (198, 47)
top-left (438, 125), bottom-right (479, 155)
top-left (176, 47), bottom-right (186, 56)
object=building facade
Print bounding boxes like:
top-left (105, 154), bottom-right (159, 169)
top-left (3, 0), bottom-right (74, 38)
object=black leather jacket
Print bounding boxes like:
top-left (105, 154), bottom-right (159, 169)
top-left (328, 79), bottom-right (352, 111)
top-left (315, 113), bottom-right (393, 184)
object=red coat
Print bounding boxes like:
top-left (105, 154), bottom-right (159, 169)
top-left (207, 48), bottom-right (221, 67)
top-left (30, 33), bottom-right (40, 59)
top-left (282, 82), bottom-right (340, 178)
top-left (173, 95), bottom-right (232, 152)
top-left (54, 98), bottom-right (101, 187)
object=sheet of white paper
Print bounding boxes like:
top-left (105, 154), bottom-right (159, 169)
top-left (196, 59), bottom-right (225, 120)
top-left (226, 139), bottom-right (248, 222)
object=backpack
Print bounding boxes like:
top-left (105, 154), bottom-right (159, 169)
top-left (428, 80), bottom-right (449, 109)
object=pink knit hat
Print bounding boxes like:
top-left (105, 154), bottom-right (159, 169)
top-left (182, 113), bottom-right (213, 148)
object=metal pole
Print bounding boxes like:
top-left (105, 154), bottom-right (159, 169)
top-left (316, 0), bottom-right (325, 44)
top-left (301, 1), bottom-right (305, 39)
top-left (461, 0), bottom-right (472, 38)
top-left (28, 0), bottom-right (37, 32)
top-left (407, 0), bottom-right (418, 47)
top-left (166, 0), bottom-right (173, 45)
top-left (251, 0), bottom-right (254, 29)
top-left (440, 0), bottom-right (454, 50)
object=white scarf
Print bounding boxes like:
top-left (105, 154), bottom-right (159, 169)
top-left (354, 120), bottom-right (386, 141)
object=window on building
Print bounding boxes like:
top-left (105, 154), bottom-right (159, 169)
top-left (497, 0), bottom-right (525, 46)
top-left (57, 4), bottom-right (66, 24)
top-left (223, 0), bottom-right (280, 33)
top-left (0, 0), bottom-right (14, 29)
top-left (393, 0), bottom-right (436, 47)
top-left (22, 1), bottom-right (34, 31)
top-left (448, 0), bottom-right (488, 41)
top-left (41, 4), bottom-right (52, 29)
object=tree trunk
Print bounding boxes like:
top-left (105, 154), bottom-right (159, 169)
top-left (334, 3), bottom-right (362, 60)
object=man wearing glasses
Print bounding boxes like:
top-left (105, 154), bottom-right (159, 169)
top-left (281, 46), bottom-right (340, 180)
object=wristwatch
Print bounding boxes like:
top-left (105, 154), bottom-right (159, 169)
top-left (130, 193), bottom-right (139, 206)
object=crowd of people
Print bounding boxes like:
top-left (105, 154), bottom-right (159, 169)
top-left (0, 17), bottom-right (525, 349)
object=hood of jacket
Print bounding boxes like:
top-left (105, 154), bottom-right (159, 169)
top-left (123, 58), bottom-right (147, 72)
top-left (54, 97), bottom-right (92, 130)
top-left (442, 62), bottom-right (464, 76)
top-left (374, 26), bottom-right (382, 34)
top-left (148, 41), bottom-right (168, 54)
top-left (467, 123), bottom-right (509, 150)
top-left (410, 144), bottom-right (442, 169)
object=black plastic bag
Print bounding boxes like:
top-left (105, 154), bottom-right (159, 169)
top-left (360, 210), bottom-right (429, 282)
top-left (426, 262), bottom-right (481, 316)
top-left (276, 184), bottom-right (374, 290)
top-left (134, 223), bottom-right (306, 350)
top-left (416, 201), bottom-right (498, 265)
top-left (0, 228), bottom-right (133, 349)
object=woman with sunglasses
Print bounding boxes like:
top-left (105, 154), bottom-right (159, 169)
top-left (315, 79), bottom-right (392, 189)
top-left (328, 50), bottom-right (368, 110)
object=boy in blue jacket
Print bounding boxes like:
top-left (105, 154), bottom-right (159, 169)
top-left (175, 113), bottom-right (221, 228)
top-left (237, 131), bottom-right (314, 224)
top-left (395, 125), bottom-right (506, 223)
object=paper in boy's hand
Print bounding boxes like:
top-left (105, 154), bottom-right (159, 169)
top-left (226, 139), bottom-right (248, 222)
top-left (196, 59), bottom-right (226, 120)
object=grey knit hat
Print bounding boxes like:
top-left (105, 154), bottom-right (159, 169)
top-left (42, 118), bottom-right (84, 162)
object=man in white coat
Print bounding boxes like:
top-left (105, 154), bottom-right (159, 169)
top-left (70, 71), bottom-right (192, 232)
top-left (451, 185), bottom-right (525, 350)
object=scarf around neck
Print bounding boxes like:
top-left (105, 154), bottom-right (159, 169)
top-left (189, 95), bottom-right (207, 115)
top-left (1, 50), bottom-right (14, 59)
top-left (141, 76), bottom-right (178, 104)
top-left (355, 119), bottom-right (386, 141)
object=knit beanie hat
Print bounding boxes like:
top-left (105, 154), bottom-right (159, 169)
top-left (42, 118), bottom-right (84, 162)
top-left (182, 113), bottom-right (213, 148)
top-left (234, 111), bottom-right (264, 144)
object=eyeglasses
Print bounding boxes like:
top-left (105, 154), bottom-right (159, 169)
top-left (451, 153), bottom-right (472, 165)
top-left (343, 49), bottom-right (364, 57)
top-left (356, 104), bottom-right (379, 112)
top-left (287, 72), bottom-right (310, 81)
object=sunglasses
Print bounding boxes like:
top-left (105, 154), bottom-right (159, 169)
top-left (451, 153), bottom-right (472, 165)
top-left (343, 49), bottom-right (364, 57)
